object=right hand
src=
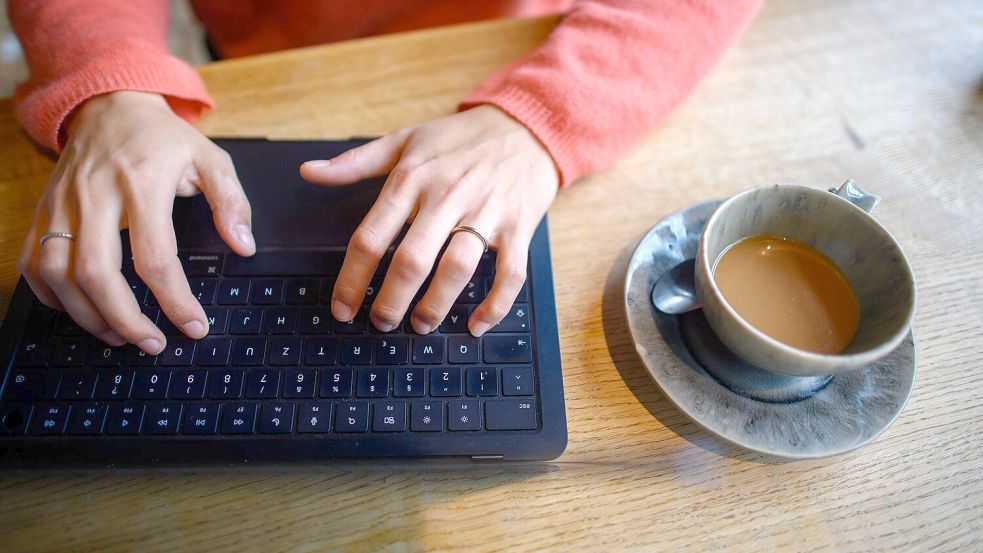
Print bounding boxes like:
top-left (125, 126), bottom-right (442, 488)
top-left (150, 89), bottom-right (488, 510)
top-left (16, 91), bottom-right (256, 355)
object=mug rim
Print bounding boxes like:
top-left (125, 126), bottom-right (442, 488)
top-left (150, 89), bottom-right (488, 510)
top-left (698, 183), bottom-right (916, 371)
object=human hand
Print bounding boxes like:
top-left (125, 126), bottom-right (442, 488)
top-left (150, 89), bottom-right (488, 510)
top-left (17, 91), bottom-right (256, 354)
top-left (300, 104), bottom-right (559, 336)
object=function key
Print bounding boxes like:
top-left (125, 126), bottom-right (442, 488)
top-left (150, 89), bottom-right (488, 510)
top-left (393, 368), bottom-right (425, 397)
top-left (286, 279), bottom-right (319, 304)
top-left (448, 336), bottom-right (479, 364)
top-left (333, 402), bottom-right (369, 433)
top-left (410, 401), bottom-right (443, 431)
top-left (483, 335), bottom-right (532, 364)
top-left (208, 369), bottom-right (245, 399)
top-left (0, 403), bottom-right (33, 435)
top-left (218, 279), bottom-right (251, 305)
top-left (466, 368), bottom-right (499, 397)
top-left (283, 368), bottom-right (317, 398)
top-left (485, 399), bottom-right (537, 430)
top-left (251, 279), bottom-right (285, 305)
top-left (190, 278), bottom-right (218, 305)
top-left (181, 252), bottom-right (223, 277)
top-left (297, 401), bottom-right (332, 433)
top-left (29, 403), bottom-right (70, 435)
top-left (372, 400), bottom-right (406, 432)
top-left (319, 368), bottom-right (353, 398)
top-left (95, 369), bottom-right (134, 400)
top-left (411, 336), bottom-right (444, 364)
top-left (356, 368), bottom-right (390, 398)
top-left (143, 403), bottom-right (183, 434)
top-left (104, 403), bottom-right (145, 435)
top-left (182, 403), bottom-right (219, 434)
top-left (429, 368), bottom-right (462, 397)
top-left (4, 369), bottom-right (60, 401)
top-left (259, 402), bottom-right (295, 434)
top-left (220, 402), bottom-right (257, 434)
top-left (448, 399), bottom-right (481, 431)
top-left (67, 402), bottom-right (107, 435)
top-left (376, 337), bottom-right (408, 365)
top-left (502, 367), bottom-right (535, 396)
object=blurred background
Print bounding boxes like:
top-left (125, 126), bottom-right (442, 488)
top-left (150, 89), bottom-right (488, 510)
top-left (0, 0), bottom-right (209, 97)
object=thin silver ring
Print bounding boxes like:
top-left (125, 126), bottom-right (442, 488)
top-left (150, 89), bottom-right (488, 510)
top-left (39, 231), bottom-right (76, 248)
top-left (449, 225), bottom-right (489, 253)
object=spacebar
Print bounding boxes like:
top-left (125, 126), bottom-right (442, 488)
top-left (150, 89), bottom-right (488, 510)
top-left (224, 250), bottom-right (345, 276)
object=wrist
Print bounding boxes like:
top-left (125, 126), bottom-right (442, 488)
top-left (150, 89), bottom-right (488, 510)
top-left (67, 91), bottom-right (170, 136)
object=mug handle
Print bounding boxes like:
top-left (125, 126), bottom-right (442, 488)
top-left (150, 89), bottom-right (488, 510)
top-left (830, 179), bottom-right (879, 214)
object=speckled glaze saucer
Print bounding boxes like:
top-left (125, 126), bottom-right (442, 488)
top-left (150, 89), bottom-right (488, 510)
top-left (624, 199), bottom-right (916, 459)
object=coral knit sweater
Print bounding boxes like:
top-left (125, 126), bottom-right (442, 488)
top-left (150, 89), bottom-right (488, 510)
top-left (9, 0), bottom-right (761, 186)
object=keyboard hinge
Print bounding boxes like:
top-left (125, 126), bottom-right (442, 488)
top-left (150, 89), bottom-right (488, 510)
top-left (471, 454), bottom-right (504, 461)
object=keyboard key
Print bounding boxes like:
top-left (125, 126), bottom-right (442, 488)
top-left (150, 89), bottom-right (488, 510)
top-left (334, 402), bottom-right (369, 432)
top-left (190, 278), bottom-right (218, 305)
top-left (485, 399), bottom-right (537, 430)
top-left (86, 343), bottom-right (122, 366)
top-left (297, 402), bottom-right (332, 433)
top-left (230, 307), bottom-right (263, 334)
top-left (439, 305), bottom-right (470, 333)
top-left (356, 369), bottom-right (389, 398)
top-left (141, 305), bottom-right (161, 325)
top-left (132, 369), bottom-right (171, 400)
top-left (5, 369), bottom-right (60, 401)
top-left (68, 402), bottom-right (106, 435)
top-left (486, 277), bottom-right (528, 303)
top-left (29, 403), bottom-right (70, 435)
top-left (340, 337), bottom-right (373, 365)
top-left (448, 399), bottom-right (481, 431)
top-left (51, 338), bottom-right (87, 366)
top-left (0, 403), bottom-right (33, 435)
top-left (181, 252), bottom-right (223, 277)
top-left (56, 370), bottom-right (98, 400)
top-left (457, 278), bottom-right (485, 303)
top-left (54, 313), bottom-right (84, 337)
top-left (490, 304), bottom-right (530, 333)
top-left (160, 338), bottom-right (196, 366)
top-left (158, 316), bottom-right (183, 336)
top-left (170, 369), bottom-right (208, 399)
top-left (393, 368), bottom-right (425, 397)
top-left (123, 345), bottom-right (158, 367)
top-left (218, 278), bottom-right (251, 305)
top-left (246, 369), bottom-right (281, 399)
top-left (14, 337), bottom-right (53, 366)
top-left (208, 369), bottom-right (245, 399)
top-left (220, 402), bottom-right (257, 434)
top-left (376, 337), bottom-right (408, 365)
top-left (502, 367), bottom-right (535, 396)
top-left (483, 335), bottom-right (532, 364)
top-left (410, 401), bottom-right (443, 431)
top-left (23, 307), bottom-right (55, 338)
top-left (224, 250), bottom-right (344, 277)
top-left (252, 279), bottom-right (284, 305)
top-left (231, 337), bottom-right (267, 365)
top-left (182, 403), bottom-right (219, 435)
top-left (304, 337), bottom-right (338, 365)
top-left (286, 279), bottom-right (319, 304)
top-left (263, 307), bottom-right (297, 334)
top-left (283, 369), bottom-right (317, 398)
top-left (204, 306), bottom-right (229, 335)
top-left (448, 336), bottom-right (479, 364)
top-left (430, 368), bottom-right (462, 397)
top-left (95, 369), bottom-right (134, 400)
top-left (299, 307), bottom-right (333, 334)
top-left (372, 400), bottom-right (406, 432)
top-left (476, 253), bottom-right (495, 276)
top-left (196, 338), bottom-right (232, 366)
top-left (362, 277), bottom-right (383, 304)
top-left (259, 402), bottom-right (295, 434)
top-left (466, 367), bottom-right (499, 397)
top-left (142, 403), bottom-right (182, 434)
top-left (411, 336), bottom-right (443, 364)
top-left (334, 310), bottom-right (368, 334)
top-left (319, 369), bottom-right (353, 398)
top-left (104, 403), bottom-right (144, 435)
top-left (268, 337), bottom-right (302, 365)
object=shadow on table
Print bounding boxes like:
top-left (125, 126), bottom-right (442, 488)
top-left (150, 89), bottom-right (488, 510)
top-left (599, 242), bottom-right (791, 465)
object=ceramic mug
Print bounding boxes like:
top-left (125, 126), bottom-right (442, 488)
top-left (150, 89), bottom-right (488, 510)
top-left (694, 180), bottom-right (916, 377)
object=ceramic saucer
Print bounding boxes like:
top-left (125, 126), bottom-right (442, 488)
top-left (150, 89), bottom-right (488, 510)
top-left (623, 199), bottom-right (916, 458)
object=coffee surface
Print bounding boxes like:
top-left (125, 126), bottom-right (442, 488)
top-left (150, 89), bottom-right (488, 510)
top-left (713, 234), bottom-right (860, 354)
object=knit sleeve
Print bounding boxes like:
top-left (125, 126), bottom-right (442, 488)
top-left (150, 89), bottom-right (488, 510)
top-left (460, 0), bottom-right (763, 186)
top-left (8, 0), bottom-right (214, 152)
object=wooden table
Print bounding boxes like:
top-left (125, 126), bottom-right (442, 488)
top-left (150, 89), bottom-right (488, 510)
top-left (1, 0), bottom-right (981, 550)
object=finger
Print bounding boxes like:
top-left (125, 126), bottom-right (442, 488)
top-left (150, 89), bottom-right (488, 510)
top-left (411, 228), bottom-right (485, 334)
top-left (18, 204), bottom-right (63, 310)
top-left (128, 195), bottom-right (208, 340)
top-left (300, 130), bottom-right (410, 186)
top-left (194, 147), bottom-right (256, 256)
top-left (330, 168), bottom-right (419, 322)
top-left (74, 200), bottom-right (166, 354)
top-left (470, 235), bottom-right (530, 337)
top-left (371, 208), bottom-right (458, 332)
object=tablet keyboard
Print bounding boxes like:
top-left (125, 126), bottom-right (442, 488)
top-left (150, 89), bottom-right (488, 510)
top-left (0, 248), bottom-right (539, 438)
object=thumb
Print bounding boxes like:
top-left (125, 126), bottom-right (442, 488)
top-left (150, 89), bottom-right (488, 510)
top-left (195, 148), bottom-right (256, 257)
top-left (300, 130), bottom-right (409, 186)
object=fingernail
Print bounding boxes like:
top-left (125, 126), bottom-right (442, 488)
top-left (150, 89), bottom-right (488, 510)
top-left (470, 320), bottom-right (492, 337)
top-left (137, 337), bottom-right (163, 355)
top-left (181, 320), bottom-right (206, 338)
top-left (332, 300), bottom-right (353, 322)
top-left (372, 316), bottom-right (397, 333)
top-left (411, 314), bottom-right (434, 335)
top-left (98, 330), bottom-right (125, 346)
top-left (235, 224), bottom-right (255, 252)
top-left (305, 159), bottom-right (331, 168)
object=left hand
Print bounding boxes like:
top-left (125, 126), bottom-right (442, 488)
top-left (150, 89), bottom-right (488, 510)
top-left (300, 105), bottom-right (559, 336)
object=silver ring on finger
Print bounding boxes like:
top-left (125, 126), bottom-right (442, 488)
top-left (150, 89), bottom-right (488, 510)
top-left (39, 231), bottom-right (77, 248)
top-left (449, 225), bottom-right (489, 253)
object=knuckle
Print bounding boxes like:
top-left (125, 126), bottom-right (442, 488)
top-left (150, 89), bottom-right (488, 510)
top-left (73, 257), bottom-right (109, 289)
top-left (38, 255), bottom-right (68, 283)
top-left (388, 163), bottom-right (425, 193)
top-left (134, 251), bottom-right (176, 280)
top-left (498, 263), bottom-right (527, 289)
top-left (349, 227), bottom-right (387, 259)
top-left (441, 251), bottom-right (476, 281)
top-left (391, 247), bottom-right (430, 280)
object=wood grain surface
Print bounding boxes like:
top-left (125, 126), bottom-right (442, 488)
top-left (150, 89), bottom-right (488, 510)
top-left (1, 1), bottom-right (981, 551)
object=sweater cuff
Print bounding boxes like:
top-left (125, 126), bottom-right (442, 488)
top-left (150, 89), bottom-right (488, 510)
top-left (460, 85), bottom-right (582, 188)
top-left (14, 54), bottom-right (213, 152)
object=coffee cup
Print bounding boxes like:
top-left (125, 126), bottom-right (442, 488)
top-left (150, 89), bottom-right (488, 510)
top-left (694, 180), bottom-right (915, 377)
